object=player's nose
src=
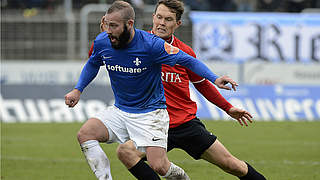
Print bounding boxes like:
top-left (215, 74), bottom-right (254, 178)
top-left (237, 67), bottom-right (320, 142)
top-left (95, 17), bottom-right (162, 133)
top-left (159, 18), bottom-right (166, 25)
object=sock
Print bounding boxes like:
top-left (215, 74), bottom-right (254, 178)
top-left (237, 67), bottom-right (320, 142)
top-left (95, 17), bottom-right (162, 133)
top-left (239, 162), bottom-right (266, 180)
top-left (162, 162), bottom-right (190, 180)
top-left (81, 140), bottom-right (112, 180)
top-left (128, 159), bottom-right (160, 180)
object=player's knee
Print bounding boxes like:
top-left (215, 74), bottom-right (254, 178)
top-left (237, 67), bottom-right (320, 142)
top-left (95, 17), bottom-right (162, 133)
top-left (116, 143), bottom-right (135, 160)
top-left (77, 127), bottom-right (95, 144)
top-left (77, 129), bottom-right (86, 144)
top-left (77, 119), bottom-right (107, 144)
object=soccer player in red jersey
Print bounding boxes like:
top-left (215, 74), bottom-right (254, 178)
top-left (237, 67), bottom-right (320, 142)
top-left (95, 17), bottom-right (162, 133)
top-left (90, 1), bottom-right (266, 179)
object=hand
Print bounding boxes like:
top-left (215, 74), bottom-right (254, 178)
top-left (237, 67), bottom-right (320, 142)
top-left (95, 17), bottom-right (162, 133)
top-left (227, 107), bottom-right (253, 126)
top-left (64, 89), bottom-right (81, 108)
top-left (100, 16), bottom-right (106, 32)
top-left (214, 75), bottom-right (238, 91)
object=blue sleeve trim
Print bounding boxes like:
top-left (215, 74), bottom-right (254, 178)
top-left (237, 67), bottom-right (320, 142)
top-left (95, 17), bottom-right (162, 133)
top-left (74, 61), bottom-right (100, 92)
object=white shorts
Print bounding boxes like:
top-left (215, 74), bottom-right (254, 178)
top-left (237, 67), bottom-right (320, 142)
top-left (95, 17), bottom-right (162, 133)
top-left (93, 105), bottom-right (169, 152)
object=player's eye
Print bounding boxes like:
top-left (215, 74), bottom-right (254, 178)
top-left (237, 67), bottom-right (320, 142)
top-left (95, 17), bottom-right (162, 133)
top-left (106, 23), bottom-right (118, 29)
top-left (165, 17), bottom-right (173, 22)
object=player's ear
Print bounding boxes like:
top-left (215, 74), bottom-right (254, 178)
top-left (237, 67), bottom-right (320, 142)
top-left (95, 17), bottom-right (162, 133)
top-left (127, 19), bottom-right (134, 29)
top-left (176, 20), bottom-right (182, 27)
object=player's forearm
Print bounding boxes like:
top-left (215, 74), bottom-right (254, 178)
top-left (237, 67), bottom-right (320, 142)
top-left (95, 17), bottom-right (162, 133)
top-left (74, 61), bottom-right (100, 92)
top-left (176, 51), bottom-right (219, 84)
top-left (194, 79), bottom-right (233, 113)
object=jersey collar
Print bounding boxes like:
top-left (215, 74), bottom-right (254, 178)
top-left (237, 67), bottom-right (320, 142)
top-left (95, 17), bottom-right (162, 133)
top-left (150, 30), bottom-right (174, 45)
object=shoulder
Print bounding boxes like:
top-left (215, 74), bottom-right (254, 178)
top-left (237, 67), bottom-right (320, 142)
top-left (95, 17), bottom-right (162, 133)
top-left (136, 29), bottom-right (165, 49)
top-left (137, 29), bottom-right (161, 43)
top-left (93, 32), bottom-right (109, 48)
top-left (96, 31), bottom-right (108, 41)
top-left (173, 37), bottom-right (196, 58)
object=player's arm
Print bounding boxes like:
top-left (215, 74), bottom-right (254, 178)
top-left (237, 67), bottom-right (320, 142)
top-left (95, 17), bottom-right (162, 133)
top-left (188, 69), bottom-right (252, 126)
top-left (183, 47), bottom-right (234, 112)
top-left (151, 41), bottom-right (217, 84)
top-left (74, 60), bottom-right (100, 93)
top-left (65, 60), bottom-right (100, 108)
top-left (65, 41), bottom-right (102, 108)
top-left (175, 51), bottom-right (219, 85)
top-left (190, 71), bottom-right (233, 112)
top-left (152, 39), bottom-right (235, 89)
top-left (176, 53), bottom-right (241, 91)
top-left (184, 49), bottom-right (234, 115)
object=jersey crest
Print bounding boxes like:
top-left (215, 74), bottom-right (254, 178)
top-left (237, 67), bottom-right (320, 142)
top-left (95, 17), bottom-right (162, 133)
top-left (164, 42), bottom-right (179, 55)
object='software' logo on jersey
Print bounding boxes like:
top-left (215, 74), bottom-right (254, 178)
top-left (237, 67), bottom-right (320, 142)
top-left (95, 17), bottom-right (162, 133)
top-left (107, 64), bottom-right (147, 74)
top-left (133, 57), bottom-right (141, 66)
top-left (164, 42), bottom-right (179, 55)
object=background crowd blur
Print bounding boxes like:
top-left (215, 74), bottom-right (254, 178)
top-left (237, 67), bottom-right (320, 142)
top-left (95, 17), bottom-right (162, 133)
top-left (1, 0), bottom-right (320, 60)
top-left (3, 0), bottom-right (320, 12)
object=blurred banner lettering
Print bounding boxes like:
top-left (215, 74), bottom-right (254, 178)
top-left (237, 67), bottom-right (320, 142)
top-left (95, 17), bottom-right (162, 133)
top-left (192, 85), bottom-right (320, 121)
top-left (190, 12), bottom-right (320, 63)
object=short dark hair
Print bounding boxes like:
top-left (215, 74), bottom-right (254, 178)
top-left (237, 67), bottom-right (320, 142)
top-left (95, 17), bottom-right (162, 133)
top-left (107, 1), bottom-right (135, 21)
top-left (155, 0), bottom-right (184, 21)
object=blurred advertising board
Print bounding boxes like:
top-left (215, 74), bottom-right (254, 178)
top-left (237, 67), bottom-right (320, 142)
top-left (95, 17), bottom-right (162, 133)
top-left (1, 61), bottom-right (319, 122)
top-left (1, 61), bottom-right (112, 123)
top-left (243, 62), bottom-right (320, 84)
top-left (192, 85), bottom-right (320, 121)
top-left (1, 61), bottom-right (108, 85)
top-left (190, 12), bottom-right (320, 63)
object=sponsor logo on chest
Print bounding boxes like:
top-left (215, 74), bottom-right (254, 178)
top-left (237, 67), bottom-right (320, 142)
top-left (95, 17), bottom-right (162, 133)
top-left (102, 56), bottom-right (147, 74)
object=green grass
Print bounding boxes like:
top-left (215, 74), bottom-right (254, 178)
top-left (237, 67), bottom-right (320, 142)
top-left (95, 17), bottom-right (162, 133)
top-left (1, 121), bottom-right (320, 180)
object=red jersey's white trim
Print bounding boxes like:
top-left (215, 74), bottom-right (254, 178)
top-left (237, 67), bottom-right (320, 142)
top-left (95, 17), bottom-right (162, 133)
top-left (192, 78), bottom-right (206, 84)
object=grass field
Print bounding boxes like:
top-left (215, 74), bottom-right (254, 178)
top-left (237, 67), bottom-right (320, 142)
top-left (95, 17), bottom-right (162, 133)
top-left (1, 121), bottom-right (320, 180)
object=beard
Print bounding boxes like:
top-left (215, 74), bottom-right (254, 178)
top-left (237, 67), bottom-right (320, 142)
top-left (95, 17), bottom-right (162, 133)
top-left (109, 24), bottom-right (131, 49)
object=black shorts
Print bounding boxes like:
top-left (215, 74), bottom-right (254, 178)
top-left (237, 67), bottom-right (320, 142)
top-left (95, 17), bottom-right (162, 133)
top-left (167, 118), bottom-right (217, 160)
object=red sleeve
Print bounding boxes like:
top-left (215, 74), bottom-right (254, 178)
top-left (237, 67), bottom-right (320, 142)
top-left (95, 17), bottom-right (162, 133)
top-left (88, 41), bottom-right (94, 57)
top-left (187, 68), bottom-right (205, 83)
top-left (193, 79), bottom-right (233, 113)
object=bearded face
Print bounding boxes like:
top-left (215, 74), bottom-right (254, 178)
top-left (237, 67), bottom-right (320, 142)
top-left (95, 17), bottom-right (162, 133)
top-left (108, 23), bottom-right (131, 49)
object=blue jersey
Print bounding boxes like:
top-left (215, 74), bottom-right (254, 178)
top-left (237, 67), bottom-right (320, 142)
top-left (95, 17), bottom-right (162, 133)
top-left (75, 29), bottom-right (218, 113)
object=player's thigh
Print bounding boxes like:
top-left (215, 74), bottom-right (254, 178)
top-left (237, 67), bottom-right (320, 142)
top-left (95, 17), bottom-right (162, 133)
top-left (168, 118), bottom-right (216, 159)
top-left (125, 109), bottom-right (169, 152)
top-left (96, 106), bottom-right (131, 144)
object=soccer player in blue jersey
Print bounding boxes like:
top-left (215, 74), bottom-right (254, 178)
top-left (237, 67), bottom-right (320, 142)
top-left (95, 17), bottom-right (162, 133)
top-left (65, 1), bottom-right (237, 180)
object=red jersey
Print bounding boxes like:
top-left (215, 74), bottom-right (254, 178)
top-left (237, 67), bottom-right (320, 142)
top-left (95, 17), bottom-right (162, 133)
top-left (161, 35), bottom-right (203, 128)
